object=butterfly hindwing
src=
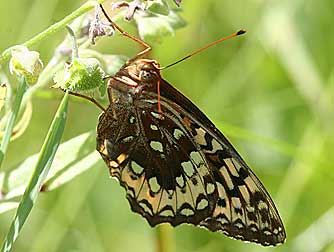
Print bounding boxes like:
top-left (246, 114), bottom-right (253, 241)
top-left (160, 80), bottom-right (285, 245)
top-left (97, 101), bottom-right (219, 227)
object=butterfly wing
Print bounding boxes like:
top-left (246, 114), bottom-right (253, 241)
top-left (97, 78), bottom-right (286, 246)
top-left (159, 79), bottom-right (286, 245)
top-left (97, 98), bottom-right (219, 227)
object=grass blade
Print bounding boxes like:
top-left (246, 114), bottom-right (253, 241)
top-left (0, 78), bottom-right (27, 170)
top-left (1, 92), bottom-right (69, 252)
top-left (0, 131), bottom-right (95, 204)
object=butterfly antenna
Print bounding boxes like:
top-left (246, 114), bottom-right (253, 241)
top-left (99, 4), bottom-right (152, 61)
top-left (160, 29), bottom-right (246, 70)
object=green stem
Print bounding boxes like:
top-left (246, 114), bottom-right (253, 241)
top-left (0, 0), bottom-right (106, 64)
top-left (156, 225), bottom-right (174, 252)
top-left (66, 25), bottom-right (79, 60)
top-left (0, 78), bottom-right (27, 170)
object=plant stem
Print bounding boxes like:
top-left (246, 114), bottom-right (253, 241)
top-left (0, 78), bottom-right (27, 170)
top-left (156, 224), bottom-right (174, 252)
top-left (0, 0), bottom-right (106, 64)
top-left (66, 25), bottom-right (79, 60)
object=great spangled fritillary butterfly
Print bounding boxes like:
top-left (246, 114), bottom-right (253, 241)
top-left (75, 4), bottom-right (286, 246)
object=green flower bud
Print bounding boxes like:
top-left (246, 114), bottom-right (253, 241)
top-left (9, 46), bottom-right (43, 85)
top-left (53, 58), bottom-right (105, 93)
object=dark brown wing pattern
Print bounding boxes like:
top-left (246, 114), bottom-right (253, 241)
top-left (160, 80), bottom-right (286, 245)
top-left (97, 100), bottom-right (219, 227)
top-left (96, 77), bottom-right (285, 246)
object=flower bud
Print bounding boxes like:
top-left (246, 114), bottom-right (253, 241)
top-left (53, 58), bottom-right (105, 93)
top-left (9, 46), bottom-right (43, 85)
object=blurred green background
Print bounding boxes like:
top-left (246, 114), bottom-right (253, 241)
top-left (0, 0), bottom-right (333, 251)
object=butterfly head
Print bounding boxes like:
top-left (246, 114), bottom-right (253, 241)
top-left (125, 59), bottom-right (161, 84)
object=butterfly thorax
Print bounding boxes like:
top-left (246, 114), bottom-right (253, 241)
top-left (107, 58), bottom-right (161, 105)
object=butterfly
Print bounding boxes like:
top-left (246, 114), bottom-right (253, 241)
top-left (77, 4), bottom-right (286, 246)
top-left (95, 55), bottom-right (286, 245)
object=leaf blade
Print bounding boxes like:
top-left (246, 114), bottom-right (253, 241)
top-left (1, 92), bottom-right (69, 252)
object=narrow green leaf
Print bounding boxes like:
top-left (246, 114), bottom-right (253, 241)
top-left (1, 92), bottom-right (69, 252)
top-left (0, 131), bottom-right (95, 203)
top-left (0, 78), bottom-right (27, 170)
top-left (46, 151), bottom-right (100, 191)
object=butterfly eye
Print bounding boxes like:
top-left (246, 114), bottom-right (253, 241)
top-left (139, 69), bottom-right (154, 81)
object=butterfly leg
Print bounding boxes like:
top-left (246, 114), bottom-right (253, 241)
top-left (99, 4), bottom-right (152, 63)
top-left (58, 87), bottom-right (106, 112)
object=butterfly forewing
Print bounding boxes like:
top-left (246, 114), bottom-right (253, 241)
top-left (96, 59), bottom-right (286, 246)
